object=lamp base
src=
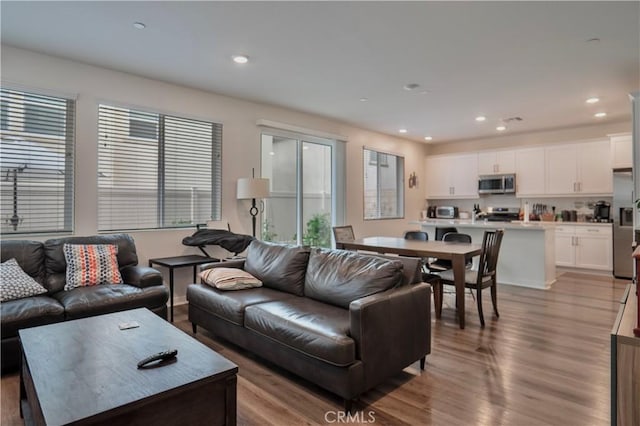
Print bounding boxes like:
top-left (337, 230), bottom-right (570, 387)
top-left (249, 198), bottom-right (258, 237)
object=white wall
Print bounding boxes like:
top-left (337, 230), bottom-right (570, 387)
top-left (1, 45), bottom-right (429, 302)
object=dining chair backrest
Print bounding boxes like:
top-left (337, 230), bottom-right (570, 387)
top-left (403, 231), bottom-right (428, 241)
top-left (442, 232), bottom-right (472, 244)
top-left (333, 225), bottom-right (355, 242)
top-left (477, 230), bottom-right (504, 280)
top-left (435, 227), bottom-right (458, 241)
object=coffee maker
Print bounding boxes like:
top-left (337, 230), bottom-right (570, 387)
top-left (593, 201), bottom-right (611, 222)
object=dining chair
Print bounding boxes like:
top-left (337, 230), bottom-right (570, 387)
top-left (435, 226), bottom-right (458, 241)
top-left (332, 225), bottom-right (355, 243)
top-left (433, 229), bottom-right (504, 327)
top-left (401, 231), bottom-right (441, 285)
top-left (403, 230), bottom-right (428, 241)
top-left (427, 232), bottom-right (472, 272)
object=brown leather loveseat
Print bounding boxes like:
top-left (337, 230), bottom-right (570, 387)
top-left (187, 240), bottom-right (431, 411)
top-left (1, 234), bottom-right (169, 373)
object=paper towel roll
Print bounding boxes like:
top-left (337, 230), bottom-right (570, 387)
top-left (524, 202), bottom-right (530, 223)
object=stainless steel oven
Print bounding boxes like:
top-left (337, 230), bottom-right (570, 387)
top-left (478, 174), bottom-right (516, 194)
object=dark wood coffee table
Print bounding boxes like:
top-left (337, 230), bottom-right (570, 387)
top-left (19, 308), bottom-right (238, 426)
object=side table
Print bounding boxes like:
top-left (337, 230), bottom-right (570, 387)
top-left (148, 255), bottom-right (217, 322)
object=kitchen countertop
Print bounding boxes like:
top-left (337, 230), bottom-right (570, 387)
top-left (412, 219), bottom-right (612, 230)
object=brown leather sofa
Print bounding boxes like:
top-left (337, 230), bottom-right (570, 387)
top-left (187, 240), bottom-right (431, 410)
top-left (1, 234), bottom-right (169, 373)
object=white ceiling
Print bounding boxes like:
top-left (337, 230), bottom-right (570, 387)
top-left (1, 1), bottom-right (638, 143)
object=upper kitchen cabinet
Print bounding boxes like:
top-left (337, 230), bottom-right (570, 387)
top-left (609, 133), bottom-right (632, 169)
top-left (545, 140), bottom-right (612, 196)
top-left (515, 147), bottom-right (545, 197)
top-left (425, 153), bottom-right (479, 199)
top-left (478, 150), bottom-right (516, 175)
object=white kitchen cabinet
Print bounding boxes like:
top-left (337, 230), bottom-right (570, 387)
top-left (425, 153), bottom-right (479, 199)
top-left (554, 224), bottom-right (612, 271)
top-left (478, 150), bottom-right (516, 175)
top-left (575, 226), bottom-right (613, 270)
top-left (610, 133), bottom-right (632, 169)
top-left (425, 156), bottom-right (451, 198)
top-left (555, 225), bottom-right (576, 267)
top-left (545, 140), bottom-right (612, 195)
top-left (515, 147), bottom-right (545, 196)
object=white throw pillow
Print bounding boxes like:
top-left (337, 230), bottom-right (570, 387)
top-left (200, 267), bottom-right (262, 291)
top-left (0, 258), bottom-right (48, 302)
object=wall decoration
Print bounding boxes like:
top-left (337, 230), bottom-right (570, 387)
top-left (408, 172), bottom-right (418, 189)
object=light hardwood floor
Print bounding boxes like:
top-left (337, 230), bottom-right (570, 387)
top-left (1, 272), bottom-right (628, 425)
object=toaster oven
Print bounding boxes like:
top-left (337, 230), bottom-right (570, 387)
top-left (435, 206), bottom-right (459, 219)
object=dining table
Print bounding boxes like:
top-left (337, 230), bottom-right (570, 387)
top-left (336, 236), bottom-right (482, 329)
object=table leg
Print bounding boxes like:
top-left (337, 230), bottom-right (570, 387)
top-left (169, 268), bottom-right (174, 322)
top-left (193, 265), bottom-right (197, 283)
top-left (452, 255), bottom-right (466, 329)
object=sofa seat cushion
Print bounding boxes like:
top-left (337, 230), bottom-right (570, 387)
top-left (1, 296), bottom-right (65, 337)
top-left (53, 284), bottom-right (169, 320)
top-left (244, 298), bottom-right (355, 367)
top-left (187, 283), bottom-right (295, 326)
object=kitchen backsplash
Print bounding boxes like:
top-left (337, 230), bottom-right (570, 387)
top-left (425, 195), bottom-right (613, 218)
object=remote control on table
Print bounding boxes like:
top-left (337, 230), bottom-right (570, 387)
top-left (137, 349), bottom-right (178, 368)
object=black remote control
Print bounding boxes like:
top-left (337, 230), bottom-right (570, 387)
top-left (137, 349), bottom-right (178, 368)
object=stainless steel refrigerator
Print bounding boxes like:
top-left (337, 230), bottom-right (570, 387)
top-left (613, 169), bottom-right (634, 279)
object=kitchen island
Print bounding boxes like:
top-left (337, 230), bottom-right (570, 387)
top-left (414, 219), bottom-right (557, 289)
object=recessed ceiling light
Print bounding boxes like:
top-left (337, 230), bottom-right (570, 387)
top-left (133, 22), bottom-right (146, 30)
top-left (594, 112), bottom-right (607, 118)
top-left (303, 146), bottom-right (309, 150)
top-left (403, 83), bottom-right (420, 91)
top-left (399, 129), bottom-right (408, 134)
top-left (475, 116), bottom-right (486, 122)
top-left (496, 125), bottom-right (507, 131)
top-left (359, 97), bottom-right (368, 102)
top-left (586, 97), bottom-right (600, 104)
top-left (424, 136), bottom-right (433, 141)
top-left (232, 55), bottom-right (249, 64)
top-left (269, 151), bottom-right (275, 156)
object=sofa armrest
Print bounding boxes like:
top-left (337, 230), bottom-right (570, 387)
top-left (120, 265), bottom-right (163, 288)
top-left (349, 283), bottom-right (431, 389)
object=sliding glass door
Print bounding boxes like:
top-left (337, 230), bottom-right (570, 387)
top-left (261, 132), bottom-right (343, 247)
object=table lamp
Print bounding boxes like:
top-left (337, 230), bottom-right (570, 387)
top-left (237, 170), bottom-right (270, 237)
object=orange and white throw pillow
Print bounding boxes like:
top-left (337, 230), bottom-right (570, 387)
top-left (63, 244), bottom-right (123, 290)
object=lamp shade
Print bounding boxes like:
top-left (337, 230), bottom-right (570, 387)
top-left (237, 177), bottom-right (270, 199)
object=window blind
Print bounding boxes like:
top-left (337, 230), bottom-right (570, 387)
top-left (0, 88), bottom-right (75, 234)
top-left (363, 148), bottom-right (404, 220)
top-left (98, 104), bottom-right (221, 231)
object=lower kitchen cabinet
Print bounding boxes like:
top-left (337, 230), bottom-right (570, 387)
top-left (555, 224), bottom-right (613, 271)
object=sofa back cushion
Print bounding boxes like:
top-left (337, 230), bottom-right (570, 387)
top-left (0, 240), bottom-right (46, 288)
top-left (44, 234), bottom-right (138, 294)
top-left (304, 249), bottom-right (403, 309)
top-left (244, 240), bottom-right (310, 296)
top-left (366, 254), bottom-right (422, 285)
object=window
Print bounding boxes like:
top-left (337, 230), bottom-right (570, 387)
top-left (363, 148), bottom-right (404, 220)
top-left (261, 131), bottom-right (346, 247)
top-left (98, 104), bottom-right (221, 231)
top-left (0, 88), bottom-right (75, 234)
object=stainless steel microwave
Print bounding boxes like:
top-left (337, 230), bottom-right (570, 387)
top-left (478, 174), bottom-right (516, 194)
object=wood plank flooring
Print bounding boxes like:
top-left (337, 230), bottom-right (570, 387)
top-left (1, 272), bottom-right (629, 425)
